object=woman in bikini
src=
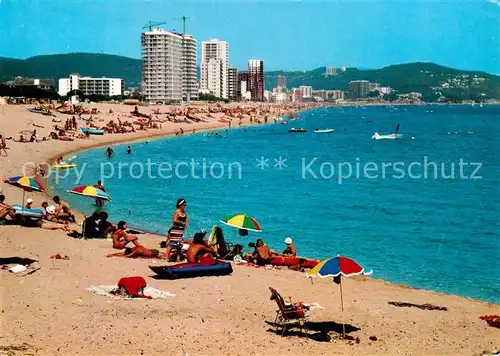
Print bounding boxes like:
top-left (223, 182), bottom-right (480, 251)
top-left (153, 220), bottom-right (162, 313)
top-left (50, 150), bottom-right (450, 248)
top-left (111, 221), bottom-right (158, 258)
top-left (112, 221), bottom-right (140, 249)
top-left (164, 198), bottom-right (188, 260)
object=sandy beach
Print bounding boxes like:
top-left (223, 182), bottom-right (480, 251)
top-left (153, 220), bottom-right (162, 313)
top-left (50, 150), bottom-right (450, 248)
top-left (0, 102), bottom-right (498, 356)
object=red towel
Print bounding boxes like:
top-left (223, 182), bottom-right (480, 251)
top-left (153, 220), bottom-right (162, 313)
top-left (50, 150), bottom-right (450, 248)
top-left (117, 276), bottom-right (152, 299)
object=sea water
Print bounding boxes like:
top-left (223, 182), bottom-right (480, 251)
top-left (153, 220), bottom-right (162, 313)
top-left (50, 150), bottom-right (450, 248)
top-left (50, 105), bottom-right (500, 303)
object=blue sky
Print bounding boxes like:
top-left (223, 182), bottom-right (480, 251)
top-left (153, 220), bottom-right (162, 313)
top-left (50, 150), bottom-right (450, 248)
top-left (1, 0), bottom-right (499, 73)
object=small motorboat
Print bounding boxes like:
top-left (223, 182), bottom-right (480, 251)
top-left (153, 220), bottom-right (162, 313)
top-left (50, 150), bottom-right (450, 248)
top-left (81, 128), bottom-right (105, 135)
top-left (372, 132), bottom-right (402, 140)
top-left (149, 262), bottom-right (233, 279)
top-left (289, 128), bottom-right (307, 133)
top-left (314, 128), bottom-right (334, 134)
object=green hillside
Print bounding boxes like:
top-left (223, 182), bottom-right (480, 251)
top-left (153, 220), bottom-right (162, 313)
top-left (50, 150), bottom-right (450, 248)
top-left (0, 53), bottom-right (142, 87)
top-left (1, 53), bottom-right (499, 100)
top-left (266, 63), bottom-right (500, 101)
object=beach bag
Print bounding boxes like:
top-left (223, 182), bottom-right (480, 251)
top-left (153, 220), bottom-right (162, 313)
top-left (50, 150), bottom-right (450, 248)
top-left (115, 276), bottom-right (152, 299)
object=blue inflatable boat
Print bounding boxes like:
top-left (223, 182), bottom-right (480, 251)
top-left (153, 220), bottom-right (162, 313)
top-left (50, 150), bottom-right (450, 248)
top-left (81, 128), bottom-right (105, 135)
top-left (12, 204), bottom-right (44, 219)
top-left (149, 262), bottom-right (233, 279)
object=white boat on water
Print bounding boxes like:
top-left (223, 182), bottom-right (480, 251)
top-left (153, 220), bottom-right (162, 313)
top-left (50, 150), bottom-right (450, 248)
top-left (372, 132), bottom-right (403, 140)
top-left (314, 128), bottom-right (335, 133)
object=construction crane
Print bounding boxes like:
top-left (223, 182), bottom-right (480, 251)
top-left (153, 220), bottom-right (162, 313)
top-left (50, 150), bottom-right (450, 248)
top-left (172, 16), bottom-right (191, 34)
top-left (142, 21), bottom-right (167, 32)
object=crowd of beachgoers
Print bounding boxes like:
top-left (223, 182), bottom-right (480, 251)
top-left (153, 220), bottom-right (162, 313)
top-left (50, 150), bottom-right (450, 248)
top-left (0, 99), bottom-right (499, 356)
top-left (4, 99), bottom-right (323, 143)
top-left (1, 98), bottom-right (327, 271)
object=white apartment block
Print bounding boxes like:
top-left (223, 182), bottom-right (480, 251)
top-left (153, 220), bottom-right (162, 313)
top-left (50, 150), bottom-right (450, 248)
top-left (58, 74), bottom-right (123, 97)
top-left (201, 39), bottom-right (229, 99)
top-left (300, 85), bottom-right (313, 98)
top-left (142, 28), bottom-right (198, 103)
top-left (181, 34), bottom-right (198, 101)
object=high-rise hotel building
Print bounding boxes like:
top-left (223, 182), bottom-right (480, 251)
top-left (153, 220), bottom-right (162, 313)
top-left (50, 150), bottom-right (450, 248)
top-left (201, 39), bottom-right (229, 99)
top-left (141, 28), bottom-right (198, 103)
top-left (248, 59), bottom-right (264, 102)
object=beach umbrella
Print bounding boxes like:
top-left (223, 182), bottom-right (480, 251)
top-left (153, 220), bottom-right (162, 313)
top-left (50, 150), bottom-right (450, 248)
top-left (4, 176), bottom-right (44, 192)
top-left (307, 255), bottom-right (372, 337)
top-left (3, 175), bottom-right (45, 213)
top-left (67, 185), bottom-right (111, 201)
top-left (220, 213), bottom-right (262, 232)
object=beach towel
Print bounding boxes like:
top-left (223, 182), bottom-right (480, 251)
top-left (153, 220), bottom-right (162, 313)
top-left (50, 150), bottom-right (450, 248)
top-left (85, 285), bottom-right (176, 299)
top-left (106, 251), bottom-right (166, 259)
top-left (388, 301), bottom-right (447, 311)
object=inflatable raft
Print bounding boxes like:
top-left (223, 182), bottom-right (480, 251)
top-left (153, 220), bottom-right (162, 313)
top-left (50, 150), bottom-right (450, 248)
top-left (289, 128), bottom-right (307, 133)
top-left (81, 128), bottom-right (105, 135)
top-left (53, 163), bottom-right (77, 169)
top-left (269, 256), bottom-right (319, 269)
top-left (12, 204), bottom-right (44, 218)
top-left (149, 262), bottom-right (233, 279)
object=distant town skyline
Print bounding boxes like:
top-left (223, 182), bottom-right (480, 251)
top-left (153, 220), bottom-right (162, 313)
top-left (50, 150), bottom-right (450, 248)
top-left (1, 0), bottom-right (499, 74)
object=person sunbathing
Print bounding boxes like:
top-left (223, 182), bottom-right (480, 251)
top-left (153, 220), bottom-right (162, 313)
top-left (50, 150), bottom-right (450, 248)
top-left (252, 239), bottom-right (277, 266)
top-left (123, 246), bottom-right (159, 258)
top-left (112, 221), bottom-right (141, 249)
top-left (186, 231), bottom-right (216, 263)
top-left (53, 196), bottom-right (75, 222)
top-left (38, 219), bottom-right (70, 231)
top-left (0, 194), bottom-right (16, 220)
top-left (44, 205), bottom-right (68, 224)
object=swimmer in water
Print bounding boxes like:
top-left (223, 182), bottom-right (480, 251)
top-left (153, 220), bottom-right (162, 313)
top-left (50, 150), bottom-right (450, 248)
top-left (106, 147), bottom-right (114, 158)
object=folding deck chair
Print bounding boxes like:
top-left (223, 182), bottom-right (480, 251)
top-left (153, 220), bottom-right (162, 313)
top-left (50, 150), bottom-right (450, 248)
top-left (269, 287), bottom-right (310, 336)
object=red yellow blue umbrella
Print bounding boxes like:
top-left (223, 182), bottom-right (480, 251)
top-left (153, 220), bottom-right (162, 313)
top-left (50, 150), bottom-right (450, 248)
top-left (68, 185), bottom-right (111, 201)
top-left (307, 256), bottom-right (371, 279)
top-left (4, 176), bottom-right (44, 192)
top-left (3, 175), bottom-right (45, 213)
top-left (307, 255), bottom-right (372, 337)
top-left (220, 213), bottom-right (262, 232)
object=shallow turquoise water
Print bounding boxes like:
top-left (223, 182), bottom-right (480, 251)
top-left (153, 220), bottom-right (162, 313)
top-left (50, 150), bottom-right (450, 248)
top-left (50, 105), bottom-right (500, 303)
